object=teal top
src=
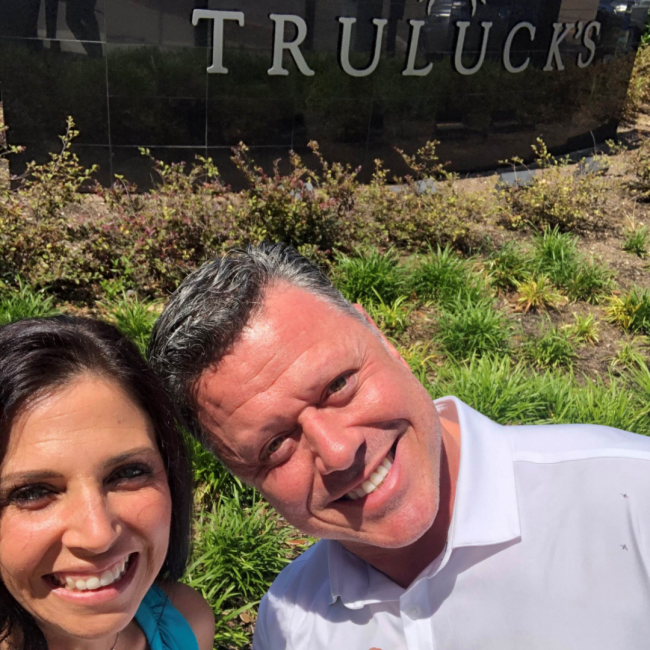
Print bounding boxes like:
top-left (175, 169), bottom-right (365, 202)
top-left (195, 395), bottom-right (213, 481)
top-left (135, 584), bottom-right (199, 650)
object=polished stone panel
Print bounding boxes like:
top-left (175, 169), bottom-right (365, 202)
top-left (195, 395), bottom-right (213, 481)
top-left (0, 0), bottom-right (646, 186)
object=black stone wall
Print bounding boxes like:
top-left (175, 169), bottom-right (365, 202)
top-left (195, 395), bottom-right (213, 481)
top-left (0, 0), bottom-right (646, 186)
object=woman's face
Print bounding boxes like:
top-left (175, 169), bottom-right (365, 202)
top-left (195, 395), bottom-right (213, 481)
top-left (0, 375), bottom-right (172, 644)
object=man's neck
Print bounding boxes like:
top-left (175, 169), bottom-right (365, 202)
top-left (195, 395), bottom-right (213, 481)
top-left (344, 413), bottom-right (461, 589)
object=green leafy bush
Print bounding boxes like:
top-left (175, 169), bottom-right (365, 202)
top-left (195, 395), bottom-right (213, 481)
top-left (99, 292), bottom-right (161, 354)
top-left (530, 227), bottom-right (613, 303)
top-left (407, 246), bottom-right (488, 306)
top-left (521, 322), bottom-right (577, 368)
top-left (0, 281), bottom-right (58, 325)
top-left (485, 242), bottom-right (531, 292)
top-left (184, 497), bottom-right (293, 648)
top-left (333, 248), bottom-right (404, 305)
top-left (515, 275), bottom-right (566, 313)
top-left (622, 225), bottom-right (649, 258)
top-left (606, 289), bottom-right (650, 335)
top-left (565, 313), bottom-right (600, 345)
top-left (436, 298), bottom-right (510, 360)
top-left (429, 355), bottom-right (650, 436)
top-left (364, 295), bottom-right (413, 336)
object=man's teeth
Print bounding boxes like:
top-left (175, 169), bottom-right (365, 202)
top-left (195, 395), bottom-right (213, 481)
top-left (347, 457), bottom-right (392, 500)
top-left (57, 556), bottom-right (131, 592)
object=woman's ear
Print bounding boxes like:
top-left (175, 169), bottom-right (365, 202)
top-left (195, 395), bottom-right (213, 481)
top-left (351, 303), bottom-right (411, 370)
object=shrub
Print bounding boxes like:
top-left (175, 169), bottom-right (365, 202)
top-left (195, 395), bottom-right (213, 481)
top-left (624, 44), bottom-right (650, 120)
top-left (622, 225), bottom-right (649, 258)
top-left (361, 149), bottom-right (487, 253)
top-left (333, 248), bottom-right (404, 305)
top-left (436, 298), bottom-right (510, 360)
top-left (0, 281), bottom-right (58, 325)
top-left (20, 117), bottom-right (98, 218)
top-left (606, 289), bottom-right (650, 335)
top-left (530, 227), bottom-right (613, 303)
top-left (563, 260), bottom-right (614, 304)
top-left (516, 275), bottom-right (566, 313)
top-left (190, 436), bottom-right (256, 507)
top-left (521, 322), bottom-right (576, 368)
top-left (608, 336), bottom-right (649, 369)
top-left (93, 152), bottom-right (236, 297)
top-left (500, 139), bottom-right (606, 232)
top-left (630, 137), bottom-right (650, 201)
top-left (1, 131), bottom-right (239, 300)
top-left (532, 227), bottom-right (578, 281)
top-left (232, 141), bottom-right (360, 253)
top-left (99, 292), bottom-right (161, 354)
top-left (565, 313), bottom-right (600, 345)
top-left (406, 246), bottom-right (488, 307)
top-left (364, 295), bottom-right (413, 336)
top-left (484, 242), bottom-right (531, 292)
top-left (429, 355), bottom-right (650, 435)
top-left (398, 341), bottom-right (438, 384)
top-left (184, 497), bottom-right (293, 648)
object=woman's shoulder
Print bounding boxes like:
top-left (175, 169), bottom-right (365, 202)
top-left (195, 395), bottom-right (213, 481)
top-left (158, 581), bottom-right (216, 650)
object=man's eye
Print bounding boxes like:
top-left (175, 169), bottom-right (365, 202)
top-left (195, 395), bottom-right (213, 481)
top-left (327, 375), bottom-right (348, 396)
top-left (265, 435), bottom-right (288, 458)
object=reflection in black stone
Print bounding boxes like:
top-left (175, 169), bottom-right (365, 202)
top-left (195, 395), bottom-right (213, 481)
top-left (0, 0), bottom-right (647, 186)
top-left (45, 0), bottom-right (102, 56)
top-left (386, 0), bottom-right (406, 56)
top-left (0, 0), bottom-right (41, 43)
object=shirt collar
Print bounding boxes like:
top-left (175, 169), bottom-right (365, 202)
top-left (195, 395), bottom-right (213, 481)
top-left (328, 396), bottom-right (521, 608)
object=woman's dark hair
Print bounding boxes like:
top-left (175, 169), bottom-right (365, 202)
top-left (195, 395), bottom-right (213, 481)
top-left (0, 316), bottom-right (193, 650)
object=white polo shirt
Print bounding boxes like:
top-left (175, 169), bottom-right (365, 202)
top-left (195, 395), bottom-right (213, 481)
top-left (252, 397), bottom-right (650, 650)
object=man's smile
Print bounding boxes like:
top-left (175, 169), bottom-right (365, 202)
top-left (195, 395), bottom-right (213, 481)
top-left (337, 438), bottom-right (399, 501)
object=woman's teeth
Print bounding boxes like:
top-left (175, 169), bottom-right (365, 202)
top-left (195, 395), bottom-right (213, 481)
top-left (347, 456), bottom-right (393, 500)
top-left (55, 555), bottom-right (131, 592)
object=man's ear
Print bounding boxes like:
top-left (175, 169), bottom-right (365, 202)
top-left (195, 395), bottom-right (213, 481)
top-left (352, 303), bottom-right (411, 370)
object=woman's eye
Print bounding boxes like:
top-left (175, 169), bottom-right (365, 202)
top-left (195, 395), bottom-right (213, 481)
top-left (327, 375), bottom-right (348, 396)
top-left (8, 485), bottom-right (55, 507)
top-left (109, 464), bottom-right (153, 484)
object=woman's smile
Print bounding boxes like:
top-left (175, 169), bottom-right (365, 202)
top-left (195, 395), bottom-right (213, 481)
top-left (0, 376), bottom-right (172, 641)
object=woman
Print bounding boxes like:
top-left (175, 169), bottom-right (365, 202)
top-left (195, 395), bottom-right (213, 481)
top-left (0, 316), bottom-right (215, 650)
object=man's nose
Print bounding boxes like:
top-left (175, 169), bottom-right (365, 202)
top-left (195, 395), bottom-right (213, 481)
top-left (61, 488), bottom-right (120, 554)
top-left (299, 407), bottom-right (365, 475)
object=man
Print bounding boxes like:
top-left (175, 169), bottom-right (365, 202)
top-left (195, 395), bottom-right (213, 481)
top-left (149, 243), bottom-right (650, 650)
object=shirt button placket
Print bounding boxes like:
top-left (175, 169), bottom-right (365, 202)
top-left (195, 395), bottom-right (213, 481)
top-left (401, 586), bottom-right (432, 649)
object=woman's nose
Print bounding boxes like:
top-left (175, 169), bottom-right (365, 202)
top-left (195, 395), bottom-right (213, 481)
top-left (61, 488), bottom-right (120, 554)
top-left (300, 408), bottom-right (365, 475)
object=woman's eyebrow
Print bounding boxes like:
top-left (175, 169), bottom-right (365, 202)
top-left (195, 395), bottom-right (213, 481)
top-left (103, 447), bottom-right (158, 468)
top-left (0, 470), bottom-right (62, 487)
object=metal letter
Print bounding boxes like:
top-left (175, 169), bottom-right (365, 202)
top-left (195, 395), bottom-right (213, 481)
top-left (543, 22), bottom-right (574, 72)
top-left (454, 21), bottom-right (493, 76)
top-left (578, 21), bottom-right (600, 68)
top-left (403, 20), bottom-right (433, 76)
top-left (268, 14), bottom-right (315, 76)
top-left (503, 22), bottom-right (536, 73)
top-left (192, 9), bottom-right (244, 74)
top-left (339, 17), bottom-right (388, 77)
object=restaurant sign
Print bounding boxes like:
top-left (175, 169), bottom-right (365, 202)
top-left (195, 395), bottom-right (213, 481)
top-left (192, 0), bottom-right (601, 78)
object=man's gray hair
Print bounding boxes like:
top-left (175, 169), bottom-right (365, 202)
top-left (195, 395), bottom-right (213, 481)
top-left (148, 243), bottom-right (362, 447)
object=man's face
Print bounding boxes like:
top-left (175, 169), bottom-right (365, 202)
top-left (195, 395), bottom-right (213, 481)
top-left (196, 285), bottom-right (443, 549)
